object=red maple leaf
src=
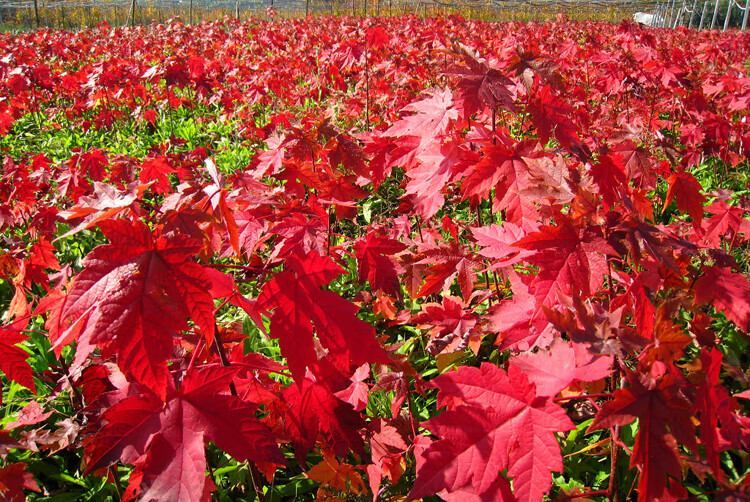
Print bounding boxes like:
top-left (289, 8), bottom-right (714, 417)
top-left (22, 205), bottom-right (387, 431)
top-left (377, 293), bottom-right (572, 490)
top-left (693, 266), bottom-right (750, 332)
top-left (58, 219), bottom-right (216, 399)
top-left (353, 233), bottom-right (406, 298)
top-left (257, 250), bottom-right (390, 383)
top-left (610, 139), bottom-right (654, 186)
top-left (367, 418), bottom-right (409, 496)
top-left (664, 169), bottom-right (705, 225)
top-left (411, 295), bottom-right (481, 355)
top-left (6, 402), bottom-right (52, 429)
top-left (333, 363), bottom-right (371, 412)
top-left (415, 241), bottom-right (481, 301)
top-left (0, 327), bottom-right (34, 391)
top-left (283, 371), bottom-right (366, 464)
top-left (526, 85), bottom-right (580, 152)
top-left (360, 133), bottom-right (420, 189)
top-left (384, 88), bottom-right (458, 151)
top-left (694, 348), bottom-right (729, 478)
top-left (460, 140), bottom-right (530, 201)
top-left (57, 181), bottom-right (150, 238)
top-left (139, 156), bottom-right (175, 194)
top-left (514, 216), bottom-right (612, 310)
top-left (513, 338), bottom-right (613, 397)
top-left (85, 365), bottom-right (284, 502)
top-left (638, 308), bottom-right (691, 367)
top-left (0, 463), bottom-right (40, 502)
top-left (610, 272), bottom-right (656, 339)
top-left (445, 43), bottom-right (517, 117)
top-left (76, 148), bottom-right (110, 182)
top-left (486, 271), bottom-right (553, 352)
top-left (589, 154), bottom-right (627, 210)
top-left (695, 200), bottom-right (750, 248)
top-left (408, 362), bottom-right (573, 501)
top-left (326, 132), bottom-right (369, 179)
top-left (588, 368), bottom-right (698, 501)
top-left (401, 140), bottom-right (478, 219)
top-left (472, 222), bottom-right (532, 267)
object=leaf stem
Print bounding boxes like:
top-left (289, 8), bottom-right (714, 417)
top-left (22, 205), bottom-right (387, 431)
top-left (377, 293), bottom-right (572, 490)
top-left (58, 356), bottom-right (84, 410)
top-left (553, 392), bottom-right (612, 402)
top-left (608, 364), bottom-right (624, 502)
top-left (476, 206), bottom-right (492, 307)
top-left (212, 325), bottom-right (268, 502)
top-left (212, 325), bottom-right (238, 397)
top-left (492, 270), bottom-right (503, 302)
top-left (187, 337), bottom-right (204, 373)
top-left (415, 216), bottom-right (424, 242)
top-left (248, 463), bottom-right (268, 502)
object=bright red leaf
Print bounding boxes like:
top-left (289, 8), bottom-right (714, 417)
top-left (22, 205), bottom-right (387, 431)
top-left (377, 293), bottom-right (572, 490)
top-left (0, 463), bottom-right (40, 502)
top-left (0, 327), bottom-right (34, 391)
top-left (85, 365), bottom-right (284, 502)
top-left (693, 266), bottom-right (750, 332)
top-left (258, 250), bottom-right (390, 384)
top-left (58, 219), bottom-right (216, 399)
top-left (353, 233), bottom-right (406, 298)
top-left (513, 338), bottom-right (613, 397)
top-left (588, 368), bottom-right (698, 502)
top-left (409, 363), bottom-right (573, 501)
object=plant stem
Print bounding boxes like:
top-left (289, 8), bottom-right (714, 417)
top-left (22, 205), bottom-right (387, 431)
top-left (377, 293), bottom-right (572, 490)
top-left (213, 325), bottom-right (269, 501)
top-left (415, 216), bottom-right (424, 241)
top-left (58, 356), bottom-right (84, 410)
top-left (364, 29), bottom-right (370, 131)
top-left (553, 392), bottom-right (612, 402)
top-left (492, 270), bottom-right (503, 302)
top-left (476, 205), bottom-right (493, 306)
top-left (248, 463), bottom-right (268, 502)
top-left (327, 206), bottom-right (332, 255)
top-left (212, 325), bottom-right (238, 397)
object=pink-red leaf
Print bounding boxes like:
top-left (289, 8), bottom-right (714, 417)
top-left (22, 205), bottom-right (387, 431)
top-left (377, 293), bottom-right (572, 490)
top-left (409, 363), bottom-right (573, 501)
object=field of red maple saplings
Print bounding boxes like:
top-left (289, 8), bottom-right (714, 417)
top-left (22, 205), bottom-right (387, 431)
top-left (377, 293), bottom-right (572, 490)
top-left (1, 14), bottom-right (750, 502)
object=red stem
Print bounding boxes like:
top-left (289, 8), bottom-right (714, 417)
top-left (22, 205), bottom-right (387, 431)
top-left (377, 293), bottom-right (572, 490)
top-left (415, 216), bottom-right (424, 242)
top-left (326, 206), bottom-right (332, 255)
top-left (212, 326), bottom-right (268, 502)
top-left (187, 337), bottom-right (204, 373)
top-left (212, 325), bottom-right (238, 397)
top-left (608, 364), bottom-right (624, 502)
top-left (492, 270), bottom-right (503, 302)
top-left (553, 393), bottom-right (612, 403)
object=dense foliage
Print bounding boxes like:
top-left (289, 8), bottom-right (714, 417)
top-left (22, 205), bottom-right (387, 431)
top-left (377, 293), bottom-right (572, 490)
top-left (1, 15), bottom-right (750, 501)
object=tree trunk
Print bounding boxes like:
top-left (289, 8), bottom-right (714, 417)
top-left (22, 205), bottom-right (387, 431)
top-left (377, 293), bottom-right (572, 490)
top-left (710, 0), bottom-right (720, 27)
top-left (689, 0), bottom-right (698, 26)
top-left (127, 0), bottom-right (136, 27)
top-left (723, 0), bottom-right (732, 30)
top-left (698, 0), bottom-right (709, 28)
